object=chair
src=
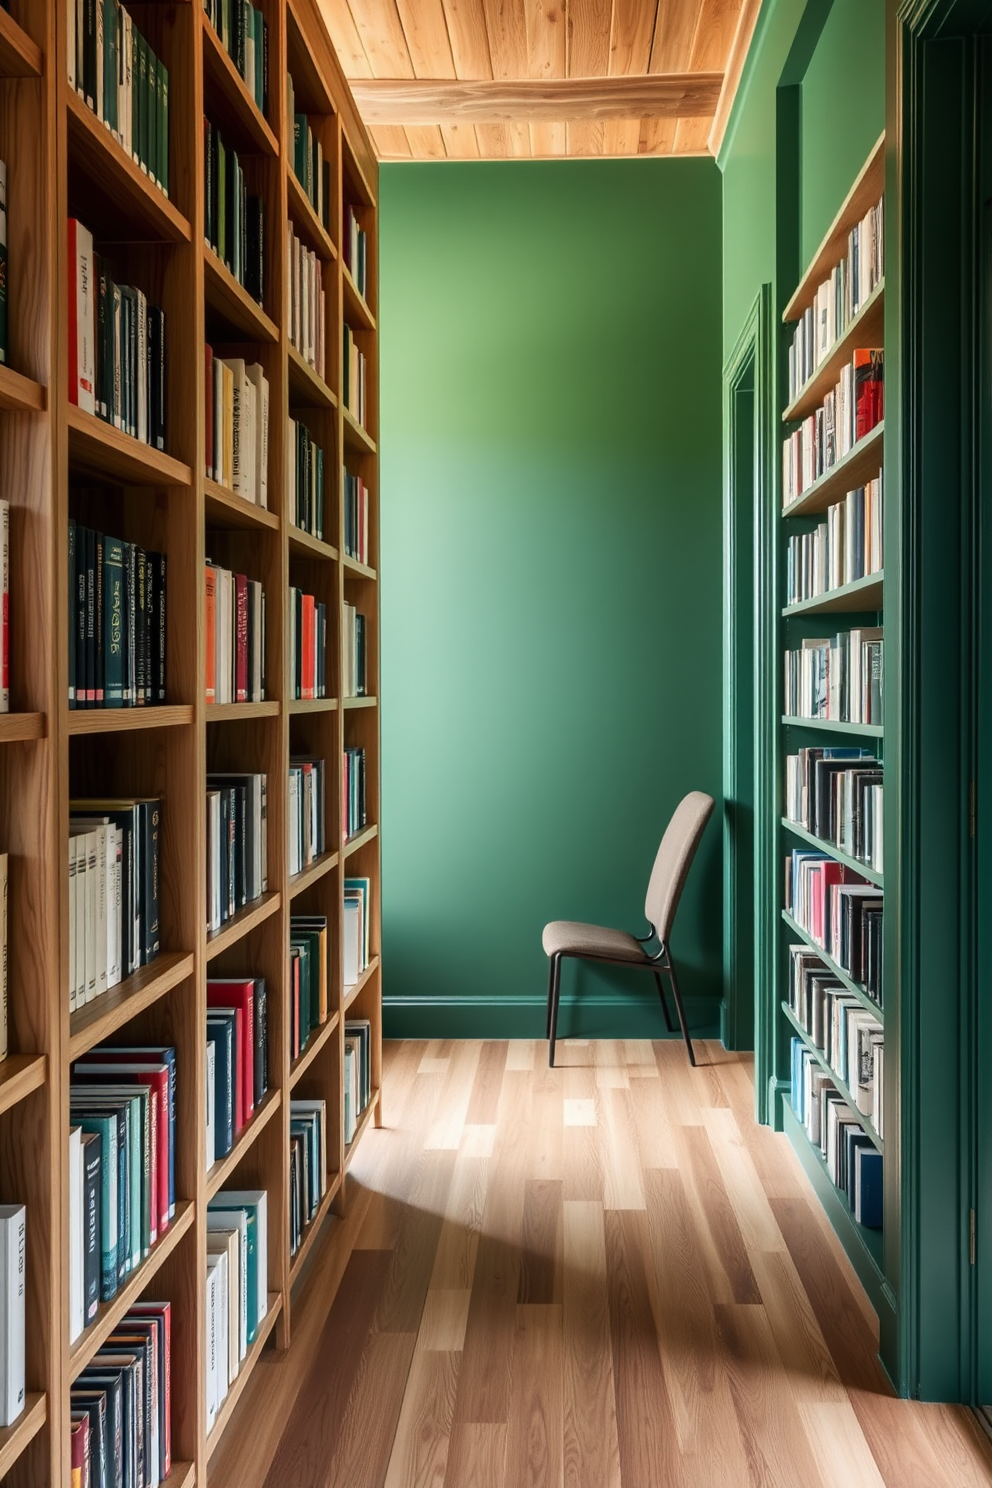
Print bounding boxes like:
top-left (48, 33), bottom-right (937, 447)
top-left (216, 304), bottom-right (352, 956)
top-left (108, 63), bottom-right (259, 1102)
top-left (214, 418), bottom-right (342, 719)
top-left (542, 791), bottom-right (715, 1068)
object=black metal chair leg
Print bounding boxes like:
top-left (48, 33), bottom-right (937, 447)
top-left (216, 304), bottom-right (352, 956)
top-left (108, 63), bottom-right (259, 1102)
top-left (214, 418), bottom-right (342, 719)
top-left (548, 954), bottom-right (563, 1067)
top-left (664, 950), bottom-right (695, 1067)
top-left (651, 968), bottom-right (675, 1032)
top-left (545, 955), bottom-right (556, 1039)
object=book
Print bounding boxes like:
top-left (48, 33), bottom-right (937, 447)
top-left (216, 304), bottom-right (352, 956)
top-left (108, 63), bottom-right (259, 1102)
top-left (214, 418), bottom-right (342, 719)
top-left (288, 757), bottom-right (325, 874)
top-left (343, 323), bottom-right (367, 426)
top-left (786, 194), bottom-right (883, 403)
top-left (344, 469), bottom-right (370, 564)
top-left (287, 224), bottom-right (326, 377)
top-left (288, 419), bottom-right (325, 538)
top-left (342, 747), bottom-right (366, 841)
top-left (0, 158), bottom-right (7, 365)
top-left (0, 1204), bottom-right (25, 1426)
top-left (204, 562), bottom-right (265, 704)
top-left (68, 217), bottom-right (96, 415)
top-left (204, 0), bottom-right (269, 113)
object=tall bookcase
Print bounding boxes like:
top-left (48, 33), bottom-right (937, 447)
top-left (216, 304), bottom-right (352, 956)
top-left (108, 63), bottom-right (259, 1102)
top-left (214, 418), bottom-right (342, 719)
top-left (774, 136), bottom-right (891, 1336)
top-left (0, 0), bottom-right (381, 1482)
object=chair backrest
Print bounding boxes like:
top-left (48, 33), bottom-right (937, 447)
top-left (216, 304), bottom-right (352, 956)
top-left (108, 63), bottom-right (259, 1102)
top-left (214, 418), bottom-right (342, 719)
top-left (644, 791), bottom-right (715, 944)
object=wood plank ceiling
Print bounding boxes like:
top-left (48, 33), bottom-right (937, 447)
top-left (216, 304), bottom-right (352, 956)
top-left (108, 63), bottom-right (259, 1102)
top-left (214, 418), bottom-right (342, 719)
top-left (317, 0), bottom-right (762, 160)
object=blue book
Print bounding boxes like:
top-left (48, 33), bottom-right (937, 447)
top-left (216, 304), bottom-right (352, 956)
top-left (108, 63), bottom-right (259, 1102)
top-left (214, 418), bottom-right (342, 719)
top-left (207, 1018), bottom-right (235, 1158)
top-left (70, 1112), bottom-right (118, 1298)
top-left (855, 1146), bottom-right (883, 1229)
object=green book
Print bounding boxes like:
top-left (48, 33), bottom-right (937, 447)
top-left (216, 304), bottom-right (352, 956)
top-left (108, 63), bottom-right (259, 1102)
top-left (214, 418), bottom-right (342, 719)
top-left (217, 135), bottom-right (227, 267)
top-left (137, 32), bottom-right (148, 176)
top-left (72, 1112), bottom-right (118, 1299)
top-left (294, 114), bottom-right (307, 186)
top-left (102, 0), bottom-right (118, 136)
top-left (157, 56), bottom-right (168, 196)
top-left (102, 536), bottom-right (124, 707)
top-left (253, 8), bottom-right (264, 111)
top-left (130, 23), bottom-right (139, 165)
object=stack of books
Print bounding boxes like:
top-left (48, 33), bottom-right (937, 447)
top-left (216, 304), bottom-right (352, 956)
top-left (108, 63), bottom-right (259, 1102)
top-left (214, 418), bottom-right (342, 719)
top-left (70, 1301), bottom-right (171, 1486)
top-left (289, 758), bottom-right (325, 875)
top-left (69, 799), bottom-right (161, 1013)
top-left (204, 563), bottom-right (265, 704)
top-left (287, 419), bottom-right (325, 539)
top-left (287, 77), bottom-right (331, 231)
top-left (206, 978), bottom-right (269, 1165)
top-left (289, 915), bottom-right (329, 1062)
top-left (205, 1190), bottom-right (269, 1433)
top-left (784, 627), bottom-right (883, 725)
top-left (289, 588), bottom-right (328, 701)
top-left (343, 747), bottom-right (366, 841)
top-left (204, 122), bottom-right (265, 306)
top-left (205, 348), bottom-right (269, 506)
top-left (66, 3), bottom-right (170, 197)
top-left (344, 1019), bottom-right (371, 1143)
top-left (791, 1039), bottom-right (882, 1228)
top-left (788, 946), bottom-right (883, 1118)
top-left (205, 773), bottom-right (268, 933)
top-left (343, 325), bottom-right (367, 427)
top-left (785, 847), bottom-right (883, 1005)
top-left (68, 220), bottom-right (167, 449)
top-left (68, 523), bottom-right (167, 709)
top-left (344, 877), bottom-right (370, 986)
top-left (782, 349), bottom-right (884, 506)
top-left (289, 1100), bottom-right (326, 1254)
top-left (287, 226), bottom-right (325, 379)
top-left (785, 749), bottom-right (883, 870)
top-left (342, 604), bottom-right (366, 698)
top-left (344, 205), bottom-right (368, 299)
top-left (785, 476), bottom-right (883, 604)
top-left (344, 470), bottom-right (370, 565)
top-left (203, 1), bottom-right (269, 115)
top-left (786, 195), bottom-right (883, 403)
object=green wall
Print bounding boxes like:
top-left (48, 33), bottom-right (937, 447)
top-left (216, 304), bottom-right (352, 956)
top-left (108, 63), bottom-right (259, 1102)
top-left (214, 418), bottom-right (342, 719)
top-left (378, 160), bottom-right (724, 1039)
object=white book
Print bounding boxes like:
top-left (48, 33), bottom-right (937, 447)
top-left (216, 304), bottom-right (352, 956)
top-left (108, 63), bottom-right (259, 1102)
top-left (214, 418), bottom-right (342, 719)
top-left (68, 1128), bottom-right (84, 1342)
top-left (0, 1205), bottom-right (25, 1426)
top-left (343, 897), bottom-right (360, 986)
top-left (259, 373), bottom-right (269, 508)
top-left (74, 221), bottom-right (96, 415)
top-left (68, 834), bottom-right (77, 1014)
top-left (208, 1250), bottom-right (230, 1408)
top-left (204, 1259), bottom-right (218, 1432)
top-left (288, 769), bottom-right (299, 876)
top-left (205, 1039), bottom-right (216, 1169)
top-left (213, 1190), bottom-right (267, 1327)
top-left (213, 355), bottom-right (224, 485)
top-left (246, 363), bottom-right (265, 506)
top-left (243, 375), bottom-right (257, 505)
top-left (205, 1210), bottom-right (247, 1359)
top-left (206, 1228), bottom-right (239, 1382)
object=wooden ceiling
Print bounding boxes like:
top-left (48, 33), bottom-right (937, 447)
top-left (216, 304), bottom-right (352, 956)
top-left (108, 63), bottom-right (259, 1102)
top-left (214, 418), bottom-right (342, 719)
top-left (317, 0), bottom-right (761, 160)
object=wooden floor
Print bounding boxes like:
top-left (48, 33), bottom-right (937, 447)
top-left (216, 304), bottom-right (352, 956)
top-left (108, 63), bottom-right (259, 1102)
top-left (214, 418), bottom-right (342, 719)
top-left (211, 1039), bottom-right (992, 1487)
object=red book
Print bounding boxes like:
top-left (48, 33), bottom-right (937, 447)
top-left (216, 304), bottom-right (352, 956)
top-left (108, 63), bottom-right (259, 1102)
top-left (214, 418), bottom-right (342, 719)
top-left (235, 573), bottom-right (249, 702)
top-left (302, 594), bottom-right (315, 700)
top-left (70, 1414), bottom-right (89, 1487)
top-left (205, 344), bottom-right (214, 479)
top-left (128, 1301), bottom-right (172, 1478)
top-left (73, 1058), bottom-right (170, 1238)
top-left (208, 979), bottom-right (255, 1120)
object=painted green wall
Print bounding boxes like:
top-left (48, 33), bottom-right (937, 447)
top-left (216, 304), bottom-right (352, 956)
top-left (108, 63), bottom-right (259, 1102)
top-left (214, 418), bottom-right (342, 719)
top-left (378, 160), bottom-right (724, 1039)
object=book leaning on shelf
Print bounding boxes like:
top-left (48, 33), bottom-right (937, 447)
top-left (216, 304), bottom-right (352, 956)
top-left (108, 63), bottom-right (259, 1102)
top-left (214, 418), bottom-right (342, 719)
top-left (0, 1204), bottom-right (25, 1429)
top-left (204, 120), bottom-right (265, 306)
top-left (787, 194), bottom-right (883, 403)
top-left (287, 75), bottom-right (331, 231)
top-left (289, 915), bottom-right (329, 1062)
top-left (786, 476), bottom-right (883, 605)
top-left (66, 1), bottom-right (170, 197)
top-left (287, 225), bottom-right (326, 378)
top-left (288, 757), bottom-right (325, 875)
top-left (289, 588), bottom-right (327, 701)
top-left (205, 346), bottom-right (269, 507)
top-left (68, 798), bottom-right (161, 1013)
top-left (786, 845), bottom-right (883, 1006)
top-left (342, 603), bottom-right (366, 699)
top-left (344, 469), bottom-right (370, 565)
top-left (791, 1039), bottom-right (882, 1228)
top-left (69, 521), bottom-right (167, 709)
top-left (344, 1019), bottom-right (371, 1144)
top-left (71, 1300), bottom-right (172, 1488)
top-left (343, 324), bottom-right (367, 428)
top-left (343, 746), bottom-right (366, 841)
top-left (784, 627), bottom-right (883, 725)
top-left (205, 772), bottom-right (267, 934)
top-left (204, 562), bottom-right (265, 704)
top-left (206, 976), bottom-right (269, 1165)
top-left (287, 418), bottom-right (325, 539)
top-left (344, 204), bottom-right (368, 300)
top-left (344, 876), bottom-right (370, 988)
top-left (205, 1189), bottom-right (268, 1433)
top-left (68, 219), bottom-right (168, 449)
top-left (203, 0), bottom-right (269, 115)
top-left (785, 748), bottom-right (883, 871)
top-left (782, 349), bottom-right (883, 506)
top-left (289, 1100), bottom-right (326, 1256)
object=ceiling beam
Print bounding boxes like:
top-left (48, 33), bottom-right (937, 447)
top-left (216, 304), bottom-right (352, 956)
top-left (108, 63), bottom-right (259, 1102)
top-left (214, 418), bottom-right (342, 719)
top-left (350, 73), bottom-right (724, 126)
top-left (708, 0), bottom-right (763, 158)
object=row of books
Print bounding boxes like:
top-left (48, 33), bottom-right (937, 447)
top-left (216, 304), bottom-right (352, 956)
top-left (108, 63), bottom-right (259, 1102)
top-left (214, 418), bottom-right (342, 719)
top-left (69, 220), bottom-right (167, 450)
top-left (69, 1046), bottom-right (177, 1322)
top-left (344, 205), bottom-right (368, 301)
top-left (343, 746), bottom-right (367, 842)
top-left (343, 325), bottom-right (367, 428)
top-left (785, 476), bottom-right (883, 605)
top-left (287, 417), bottom-right (325, 539)
top-left (782, 349), bottom-right (883, 506)
top-left (203, 0), bottom-right (269, 117)
top-left (786, 195), bottom-right (883, 402)
top-left (288, 77), bottom-right (332, 233)
top-left (345, 1018), bottom-right (372, 1144)
top-left (788, 946), bottom-right (883, 1128)
top-left (68, 523), bottom-right (167, 709)
top-left (791, 1040), bottom-right (882, 1228)
top-left (344, 877), bottom-right (370, 987)
top-left (289, 1099), bottom-right (326, 1255)
top-left (205, 348), bottom-right (270, 507)
top-left (785, 848), bottom-right (883, 1007)
top-left (342, 603), bottom-right (367, 698)
top-left (205, 1189), bottom-right (269, 1434)
top-left (67, 1), bottom-right (170, 199)
top-left (70, 1300), bottom-right (171, 1488)
top-left (204, 121), bottom-right (265, 307)
top-left (69, 800), bottom-right (161, 1013)
top-left (785, 748), bottom-right (883, 870)
top-left (204, 563), bottom-right (266, 704)
top-left (288, 226), bottom-right (326, 380)
top-left (0, 162), bottom-right (6, 366)
top-left (289, 757), bottom-right (326, 875)
top-left (290, 915), bottom-right (329, 1062)
top-left (289, 589), bottom-right (328, 701)
top-left (206, 977), bottom-right (269, 1163)
top-left (206, 773), bottom-right (268, 934)
top-left (784, 628), bottom-right (883, 725)
top-left (0, 1204), bottom-right (23, 1429)
top-left (344, 470), bottom-right (371, 566)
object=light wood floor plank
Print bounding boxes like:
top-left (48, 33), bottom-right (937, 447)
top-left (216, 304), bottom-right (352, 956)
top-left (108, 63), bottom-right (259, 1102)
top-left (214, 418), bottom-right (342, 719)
top-left (562, 1200), bottom-right (621, 1488)
top-left (443, 1423), bottom-right (508, 1488)
top-left (384, 1349), bottom-right (460, 1488)
top-left (505, 1304), bottom-right (564, 1488)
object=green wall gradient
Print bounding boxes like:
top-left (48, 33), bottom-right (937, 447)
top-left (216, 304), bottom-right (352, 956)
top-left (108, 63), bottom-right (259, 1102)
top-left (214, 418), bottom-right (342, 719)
top-left (378, 160), bottom-right (724, 1039)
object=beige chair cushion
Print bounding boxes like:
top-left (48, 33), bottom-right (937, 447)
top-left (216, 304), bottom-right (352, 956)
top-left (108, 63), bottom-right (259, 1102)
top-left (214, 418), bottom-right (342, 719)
top-left (644, 791), bottom-right (715, 942)
top-left (542, 920), bottom-right (647, 963)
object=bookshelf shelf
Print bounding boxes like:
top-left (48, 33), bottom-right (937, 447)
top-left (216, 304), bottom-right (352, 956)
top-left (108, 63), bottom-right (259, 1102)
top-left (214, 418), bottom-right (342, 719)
top-left (781, 911), bottom-right (883, 1022)
top-left (289, 1011), bottom-right (340, 1090)
top-left (782, 571), bottom-right (883, 617)
top-left (287, 169), bottom-right (337, 262)
top-left (342, 126), bottom-right (376, 211)
top-left (163, 1462), bottom-right (194, 1488)
top-left (288, 1175), bottom-right (341, 1287)
top-left (0, 1055), bottom-right (47, 1118)
top-left (206, 1091), bottom-right (283, 1201)
top-left (288, 524), bottom-right (339, 562)
top-left (205, 1294), bottom-right (283, 1460)
top-left (65, 89), bottom-right (191, 244)
top-left (343, 406), bottom-right (376, 455)
top-left (345, 1091), bottom-right (380, 1169)
top-left (67, 405), bottom-right (193, 488)
top-left (783, 281), bottom-right (885, 424)
top-left (343, 956), bottom-right (380, 1013)
top-left (288, 697), bottom-right (338, 715)
top-left (782, 715), bottom-right (884, 738)
top-left (206, 701), bottom-right (281, 722)
top-left (344, 823), bottom-right (378, 858)
top-left (0, 10), bottom-right (42, 77)
top-left (343, 554), bottom-right (377, 582)
top-left (0, 365), bottom-right (45, 414)
top-left (288, 850), bottom-right (339, 899)
top-left (781, 817), bottom-right (883, 886)
top-left (69, 1202), bottom-right (195, 1379)
top-left (782, 421), bottom-right (885, 519)
top-left (206, 892), bottom-right (281, 962)
top-left (781, 1002), bottom-right (884, 1153)
top-left (0, 713), bottom-right (45, 743)
top-left (343, 695), bottom-right (376, 710)
top-left (783, 134), bottom-right (886, 322)
top-left (67, 706), bottom-right (194, 736)
top-left (201, 20), bottom-right (279, 158)
top-left (205, 479), bottom-right (280, 533)
top-left (288, 343), bottom-right (337, 410)
top-left (68, 953), bottom-right (196, 1061)
top-left (203, 248), bottom-right (278, 344)
top-left (343, 266), bottom-right (376, 331)
top-left (0, 1394), bottom-right (47, 1481)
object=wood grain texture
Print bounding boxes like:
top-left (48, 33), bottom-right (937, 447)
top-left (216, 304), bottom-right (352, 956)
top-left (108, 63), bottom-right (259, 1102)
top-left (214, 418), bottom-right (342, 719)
top-left (351, 72), bottom-right (723, 123)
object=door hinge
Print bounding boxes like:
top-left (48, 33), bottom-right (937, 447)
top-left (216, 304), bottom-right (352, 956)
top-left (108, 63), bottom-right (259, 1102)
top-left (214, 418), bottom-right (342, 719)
top-left (971, 1207), bottom-right (977, 1265)
top-left (971, 781), bottom-right (977, 838)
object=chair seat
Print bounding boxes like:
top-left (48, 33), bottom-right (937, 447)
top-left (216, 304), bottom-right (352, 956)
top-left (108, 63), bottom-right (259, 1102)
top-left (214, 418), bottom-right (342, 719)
top-left (542, 920), bottom-right (648, 963)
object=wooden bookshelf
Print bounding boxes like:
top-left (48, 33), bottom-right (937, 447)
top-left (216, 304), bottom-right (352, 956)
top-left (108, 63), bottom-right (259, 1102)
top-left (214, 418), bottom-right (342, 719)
top-left (781, 570), bottom-right (883, 616)
top-left (782, 420), bottom-right (884, 517)
top-left (782, 281), bottom-right (884, 423)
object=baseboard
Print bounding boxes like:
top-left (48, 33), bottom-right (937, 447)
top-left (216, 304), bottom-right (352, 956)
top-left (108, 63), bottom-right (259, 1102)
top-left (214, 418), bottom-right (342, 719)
top-left (382, 994), bottom-right (722, 1041)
